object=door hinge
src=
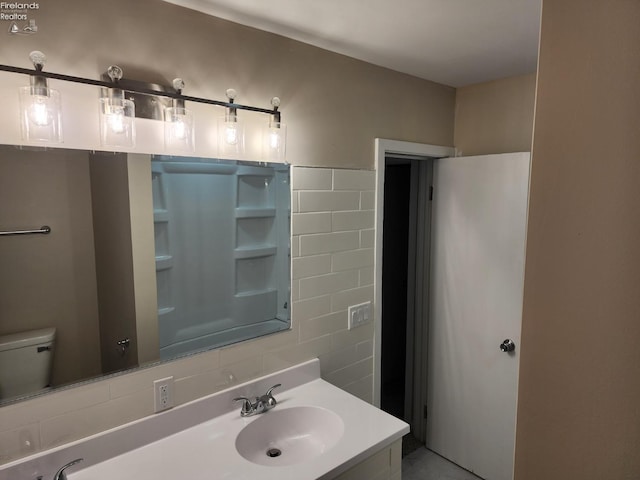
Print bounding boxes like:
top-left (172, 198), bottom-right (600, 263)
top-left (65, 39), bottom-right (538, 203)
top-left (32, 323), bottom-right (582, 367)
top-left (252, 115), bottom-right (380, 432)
top-left (429, 186), bottom-right (434, 201)
top-left (424, 404), bottom-right (428, 419)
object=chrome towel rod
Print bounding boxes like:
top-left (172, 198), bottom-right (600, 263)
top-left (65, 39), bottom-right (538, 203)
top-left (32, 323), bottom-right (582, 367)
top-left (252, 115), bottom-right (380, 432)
top-left (0, 225), bottom-right (51, 236)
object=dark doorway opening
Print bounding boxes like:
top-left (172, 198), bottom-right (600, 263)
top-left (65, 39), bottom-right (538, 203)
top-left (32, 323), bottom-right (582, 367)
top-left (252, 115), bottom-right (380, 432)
top-left (380, 155), bottom-right (434, 457)
top-left (380, 162), bottom-right (412, 420)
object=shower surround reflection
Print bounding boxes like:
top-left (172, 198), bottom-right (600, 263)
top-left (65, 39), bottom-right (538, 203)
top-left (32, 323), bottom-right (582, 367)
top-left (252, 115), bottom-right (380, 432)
top-left (151, 157), bottom-right (290, 359)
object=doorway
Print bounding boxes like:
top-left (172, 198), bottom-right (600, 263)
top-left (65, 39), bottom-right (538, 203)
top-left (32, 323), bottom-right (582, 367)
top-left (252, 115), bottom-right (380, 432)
top-left (381, 159), bottom-right (417, 420)
top-left (374, 139), bottom-right (453, 440)
top-left (380, 155), bottom-right (435, 462)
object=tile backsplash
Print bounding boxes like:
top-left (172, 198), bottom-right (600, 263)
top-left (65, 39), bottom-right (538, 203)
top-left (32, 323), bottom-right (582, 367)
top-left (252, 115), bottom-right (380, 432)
top-left (0, 166), bottom-right (376, 465)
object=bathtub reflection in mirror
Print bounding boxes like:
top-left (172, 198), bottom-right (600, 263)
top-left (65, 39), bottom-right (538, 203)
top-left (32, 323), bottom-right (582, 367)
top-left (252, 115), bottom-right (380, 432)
top-left (0, 145), bottom-right (291, 404)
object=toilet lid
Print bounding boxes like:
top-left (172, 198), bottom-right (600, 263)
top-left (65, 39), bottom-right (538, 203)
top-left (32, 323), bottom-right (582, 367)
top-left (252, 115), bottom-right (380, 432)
top-left (0, 327), bottom-right (56, 352)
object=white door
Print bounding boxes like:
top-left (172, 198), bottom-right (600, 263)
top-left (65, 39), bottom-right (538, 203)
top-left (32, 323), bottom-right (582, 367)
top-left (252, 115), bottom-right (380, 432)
top-left (426, 153), bottom-right (530, 480)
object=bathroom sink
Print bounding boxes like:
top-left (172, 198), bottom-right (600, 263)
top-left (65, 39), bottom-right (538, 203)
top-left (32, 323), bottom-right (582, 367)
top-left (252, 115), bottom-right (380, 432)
top-left (235, 406), bottom-right (345, 466)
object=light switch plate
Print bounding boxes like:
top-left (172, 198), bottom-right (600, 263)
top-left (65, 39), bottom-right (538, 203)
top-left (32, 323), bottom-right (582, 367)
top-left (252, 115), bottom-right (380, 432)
top-left (348, 301), bottom-right (372, 330)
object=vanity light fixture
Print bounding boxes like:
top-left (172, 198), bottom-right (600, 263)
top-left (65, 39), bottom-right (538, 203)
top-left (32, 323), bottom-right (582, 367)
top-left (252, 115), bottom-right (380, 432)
top-left (218, 88), bottom-right (245, 157)
top-left (2, 58), bottom-right (285, 158)
top-left (18, 51), bottom-right (63, 143)
top-left (164, 78), bottom-right (195, 153)
top-left (99, 65), bottom-right (136, 148)
top-left (263, 97), bottom-right (287, 162)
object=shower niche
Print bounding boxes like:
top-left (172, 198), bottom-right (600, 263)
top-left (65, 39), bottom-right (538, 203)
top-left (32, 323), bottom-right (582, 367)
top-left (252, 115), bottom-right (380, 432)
top-left (151, 157), bottom-right (290, 359)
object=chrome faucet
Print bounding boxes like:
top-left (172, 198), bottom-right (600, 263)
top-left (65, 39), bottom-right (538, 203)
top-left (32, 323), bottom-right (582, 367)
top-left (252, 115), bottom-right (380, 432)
top-left (53, 458), bottom-right (83, 480)
top-left (233, 383), bottom-right (281, 417)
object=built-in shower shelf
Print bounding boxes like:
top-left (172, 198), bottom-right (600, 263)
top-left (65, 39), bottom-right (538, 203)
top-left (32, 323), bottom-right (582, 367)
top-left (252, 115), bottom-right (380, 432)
top-left (158, 306), bottom-right (176, 316)
top-left (237, 167), bottom-right (276, 177)
top-left (234, 246), bottom-right (277, 259)
top-left (154, 210), bottom-right (169, 223)
top-left (155, 255), bottom-right (173, 271)
top-left (235, 207), bottom-right (276, 218)
top-left (161, 162), bottom-right (238, 175)
top-left (234, 288), bottom-right (277, 298)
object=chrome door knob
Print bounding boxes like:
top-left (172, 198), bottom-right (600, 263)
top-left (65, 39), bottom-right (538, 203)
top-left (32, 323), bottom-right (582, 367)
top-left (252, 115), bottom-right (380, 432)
top-left (500, 339), bottom-right (516, 353)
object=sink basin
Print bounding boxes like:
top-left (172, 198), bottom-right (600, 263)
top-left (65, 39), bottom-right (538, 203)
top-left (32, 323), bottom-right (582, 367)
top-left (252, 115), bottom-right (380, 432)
top-left (235, 406), bottom-right (345, 466)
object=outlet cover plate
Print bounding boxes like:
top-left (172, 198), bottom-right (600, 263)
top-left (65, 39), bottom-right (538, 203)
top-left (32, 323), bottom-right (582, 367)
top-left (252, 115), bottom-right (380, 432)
top-left (153, 376), bottom-right (174, 413)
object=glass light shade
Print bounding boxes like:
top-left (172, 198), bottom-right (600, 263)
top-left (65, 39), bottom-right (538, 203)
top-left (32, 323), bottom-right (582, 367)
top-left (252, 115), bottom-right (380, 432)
top-left (99, 97), bottom-right (136, 148)
top-left (217, 116), bottom-right (245, 158)
top-left (164, 107), bottom-right (195, 153)
top-left (263, 121), bottom-right (287, 162)
top-left (19, 86), bottom-right (63, 143)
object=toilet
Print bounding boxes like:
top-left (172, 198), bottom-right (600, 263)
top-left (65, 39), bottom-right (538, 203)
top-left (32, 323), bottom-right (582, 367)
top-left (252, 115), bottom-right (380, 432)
top-left (0, 327), bottom-right (56, 400)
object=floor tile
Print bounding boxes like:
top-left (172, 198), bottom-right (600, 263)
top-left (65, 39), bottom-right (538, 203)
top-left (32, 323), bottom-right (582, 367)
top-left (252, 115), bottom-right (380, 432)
top-left (402, 447), bottom-right (482, 480)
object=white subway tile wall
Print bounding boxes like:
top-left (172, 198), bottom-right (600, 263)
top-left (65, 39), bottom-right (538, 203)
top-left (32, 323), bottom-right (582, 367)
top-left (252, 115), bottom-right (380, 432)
top-left (0, 167), bottom-right (377, 465)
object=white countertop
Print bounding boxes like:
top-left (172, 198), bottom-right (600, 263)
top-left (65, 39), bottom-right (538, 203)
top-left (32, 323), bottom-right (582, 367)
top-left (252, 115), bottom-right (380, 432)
top-left (1, 359), bottom-right (409, 480)
top-left (72, 378), bottom-right (407, 480)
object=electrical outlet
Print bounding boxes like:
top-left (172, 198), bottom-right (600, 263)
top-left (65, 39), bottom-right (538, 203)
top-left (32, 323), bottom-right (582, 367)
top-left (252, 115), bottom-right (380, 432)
top-left (154, 376), bottom-right (174, 413)
top-left (348, 301), bottom-right (372, 330)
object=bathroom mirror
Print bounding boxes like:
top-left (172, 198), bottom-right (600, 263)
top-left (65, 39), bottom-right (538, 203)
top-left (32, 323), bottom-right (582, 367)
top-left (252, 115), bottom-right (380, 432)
top-left (0, 144), bottom-right (291, 404)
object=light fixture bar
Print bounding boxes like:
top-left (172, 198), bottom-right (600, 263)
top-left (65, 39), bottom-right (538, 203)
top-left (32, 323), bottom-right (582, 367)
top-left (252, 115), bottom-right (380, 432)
top-left (0, 63), bottom-right (279, 116)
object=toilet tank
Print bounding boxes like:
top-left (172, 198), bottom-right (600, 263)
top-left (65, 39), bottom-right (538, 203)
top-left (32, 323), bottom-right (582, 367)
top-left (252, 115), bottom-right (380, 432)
top-left (0, 327), bottom-right (56, 400)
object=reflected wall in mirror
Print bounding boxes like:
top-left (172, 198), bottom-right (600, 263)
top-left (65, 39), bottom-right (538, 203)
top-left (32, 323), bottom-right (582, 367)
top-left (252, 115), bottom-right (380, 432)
top-left (0, 145), bottom-right (291, 404)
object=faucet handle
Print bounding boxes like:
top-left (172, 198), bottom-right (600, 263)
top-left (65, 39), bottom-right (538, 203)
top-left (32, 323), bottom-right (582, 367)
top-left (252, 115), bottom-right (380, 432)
top-left (53, 458), bottom-right (83, 480)
top-left (264, 383), bottom-right (282, 408)
top-left (233, 396), bottom-right (254, 416)
top-left (266, 383), bottom-right (281, 397)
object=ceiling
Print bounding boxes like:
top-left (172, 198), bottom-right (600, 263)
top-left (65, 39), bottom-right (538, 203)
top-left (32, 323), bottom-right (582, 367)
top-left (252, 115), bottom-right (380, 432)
top-left (162, 0), bottom-right (541, 87)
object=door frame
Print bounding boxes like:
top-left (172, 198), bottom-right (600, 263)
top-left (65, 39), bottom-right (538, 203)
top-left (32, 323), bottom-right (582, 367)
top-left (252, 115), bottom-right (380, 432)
top-left (373, 139), bottom-right (454, 410)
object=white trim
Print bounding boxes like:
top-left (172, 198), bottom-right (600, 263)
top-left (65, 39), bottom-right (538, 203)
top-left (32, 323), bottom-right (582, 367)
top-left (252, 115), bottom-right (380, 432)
top-left (373, 139), bottom-right (454, 407)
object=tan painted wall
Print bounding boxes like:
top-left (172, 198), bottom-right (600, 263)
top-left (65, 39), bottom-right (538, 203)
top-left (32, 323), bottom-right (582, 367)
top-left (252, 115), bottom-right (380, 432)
top-left (514, 1), bottom-right (640, 478)
top-left (1, 0), bottom-right (454, 169)
top-left (127, 155), bottom-right (160, 366)
top-left (454, 73), bottom-right (536, 156)
top-left (0, 147), bottom-right (102, 387)
top-left (89, 154), bottom-right (139, 374)
top-left (89, 154), bottom-right (159, 370)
